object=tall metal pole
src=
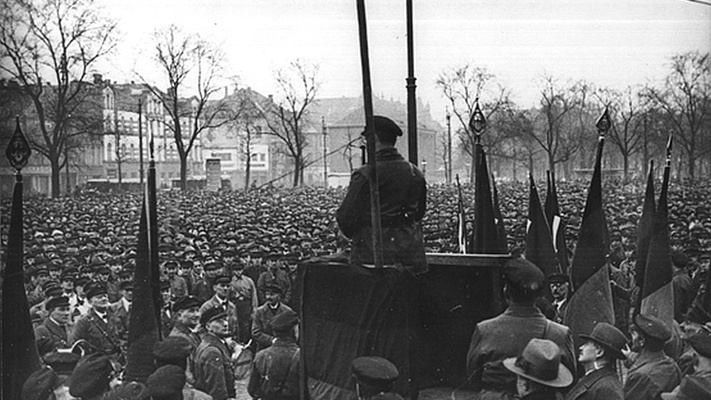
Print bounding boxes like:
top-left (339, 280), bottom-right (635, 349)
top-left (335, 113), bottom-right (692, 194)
top-left (356, 0), bottom-right (384, 268)
top-left (138, 97), bottom-right (144, 185)
top-left (322, 117), bottom-right (328, 188)
top-left (406, 0), bottom-right (417, 165)
top-left (446, 108), bottom-right (452, 185)
top-left (65, 143), bottom-right (70, 195)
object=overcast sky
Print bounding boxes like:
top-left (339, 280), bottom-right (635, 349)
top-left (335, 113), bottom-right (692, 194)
top-left (99, 0), bottom-right (710, 123)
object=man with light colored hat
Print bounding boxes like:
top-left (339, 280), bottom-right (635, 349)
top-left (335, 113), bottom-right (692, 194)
top-left (624, 314), bottom-right (682, 400)
top-left (466, 258), bottom-right (576, 398)
top-left (503, 338), bottom-right (573, 399)
top-left (565, 322), bottom-right (626, 400)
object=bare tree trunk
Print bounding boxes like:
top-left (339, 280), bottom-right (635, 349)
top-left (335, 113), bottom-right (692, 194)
top-left (180, 155), bottom-right (188, 190)
top-left (51, 158), bottom-right (61, 198)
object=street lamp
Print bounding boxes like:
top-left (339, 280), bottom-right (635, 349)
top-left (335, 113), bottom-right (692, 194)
top-left (421, 159), bottom-right (427, 177)
top-left (130, 88), bottom-right (145, 184)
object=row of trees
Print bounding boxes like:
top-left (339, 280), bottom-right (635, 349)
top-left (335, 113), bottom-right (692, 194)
top-left (437, 52), bottom-right (711, 183)
top-left (2, 0), bottom-right (708, 197)
top-left (1, 0), bottom-right (319, 196)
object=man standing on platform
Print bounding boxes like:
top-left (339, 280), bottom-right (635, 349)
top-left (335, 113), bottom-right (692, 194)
top-left (466, 258), bottom-right (576, 399)
top-left (336, 115), bottom-right (427, 275)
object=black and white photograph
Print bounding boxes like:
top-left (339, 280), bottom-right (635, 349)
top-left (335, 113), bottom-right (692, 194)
top-left (1, 0), bottom-right (710, 399)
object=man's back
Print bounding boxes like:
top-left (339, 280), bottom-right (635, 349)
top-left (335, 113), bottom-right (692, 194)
top-left (248, 338), bottom-right (300, 400)
top-left (466, 304), bottom-right (576, 396)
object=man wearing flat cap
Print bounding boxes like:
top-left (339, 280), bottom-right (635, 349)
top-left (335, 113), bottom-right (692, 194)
top-left (624, 314), bottom-right (682, 400)
top-left (248, 309), bottom-right (301, 400)
top-left (565, 322), bottom-right (626, 400)
top-left (466, 258), bottom-right (576, 399)
top-left (503, 338), bottom-right (573, 400)
top-left (350, 356), bottom-right (404, 400)
top-left (337, 115), bottom-right (428, 275)
top-left (69, 353), bottom-right (115, 400)
top-left (675, 330), bottom-right (711, 389)
top-left (548, 273), bottom-right (570, 324)
top-left (253, 283), bottom-right (294, 351)
top-left (199, 275), bottom-right (239, 341)
top-left (194, 308), bottom-right (236, 400)
top-left (69, 283), bottom-right (123, 356)
top-left (34, 295), bottom-right (72, 356)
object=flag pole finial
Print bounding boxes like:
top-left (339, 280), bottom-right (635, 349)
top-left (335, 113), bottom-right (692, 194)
top-left (666, 132), bottom-right (673, 166)
top-left (469, 98), bottom-right (486, 144)
top-left (595, 107), bottom-right (611, 137)
top-left (6, 117), bottom-right (32, 175)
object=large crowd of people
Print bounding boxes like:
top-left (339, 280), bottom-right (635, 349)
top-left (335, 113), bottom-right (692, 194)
top-left (3, 174), bottom-right (711, 399)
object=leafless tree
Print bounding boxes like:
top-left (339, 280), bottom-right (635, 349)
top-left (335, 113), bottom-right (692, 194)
top-left (260, 59), bottom-right (319, 187)
top-left (437, 64), bottom-right (512, 183)
top-left (643, 52), bottom-right (711, 182)
top-left (595, 86), bottom-right (647, 180)
top-left (526, 75), bottom-right (582, 179)
top-left (0, 0), bottom-right (118, 197)
top-left (143, 24), bottom-right (237, 190)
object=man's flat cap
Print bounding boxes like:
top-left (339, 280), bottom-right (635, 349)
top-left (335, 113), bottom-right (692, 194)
top-left (200, 307), bottom-right (227, 326)
top-left (689, 331), bottom-right (711, 358)
top-left (503, 258), bottom-right (544, 291)
top-left (152, 336), bottom-right (192, 362)
top-left (270, 309), bottom-right (299, 332)
top-left (173, 295), bottom-right (201, 312)
top-left (634, 314), bottom-right (671, 342)
top-left (146, 365), bottom-right (186, 399)
top-left (69, 353), bottom-right (113, 399)
top-left (351, 356), bottom-right (399, 387)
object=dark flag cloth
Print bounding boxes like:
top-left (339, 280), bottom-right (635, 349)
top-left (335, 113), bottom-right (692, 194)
top-left (470, 144), bottom-right (504, 254)
top-left (563, 132), bottom-right (615, 350)
top-left (545, 170), bottom-right (569, 271)
top-left (491, 174), bottom-right (509, 254)
top-left (640, 147), bottom-right (675, 333)
top-left (2, 120), bottom-right (41, 399)
top-left (634, 161), bottom-right (656, 315)
top-left (525, 173), bottom-right (560, 279)
top-left (124, 160), bottom-right (161, 382)
top-left (456, 175), bottom-right (467, 254)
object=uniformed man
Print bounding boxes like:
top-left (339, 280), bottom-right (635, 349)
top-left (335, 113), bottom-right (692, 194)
top-left (34, 295), bottom-right (72, 356)
top-left (336, 115), bottom-right (428, 275)
top-left (69, 283), bottom-right (122, 356)
top-left (565, 322), bottom-right (626, 400)
top-left (160, 280), bottom-right (175, 337)
top-left (624, 314), bottom-right (682, 400)
top-left (110, 280), bottom-right (132, 343)
top-left (257, 256), bottom-right (292, 305)
top-left (194, 308), bottom-right (236, 400)
top-left (199, 275), bottom-right (239, 341)
top-left (466, 258), bottom-right (577, 398)
top-left (350, 356), bottom-right (404, 400)
top-left (248, 309), bottom-right (301, 400)
top-left (170, 295), bottom-right (202, 350)
top-left (548, 273), bottom-right (570, 324)
top-left (164, 260), bottom-right (189, 299)
top-left (252, 283), bottom-right (294, 351)
top-left (230, 260), bottom-right (258, 343)
top-left (503, 338), bottom-right (574, 400)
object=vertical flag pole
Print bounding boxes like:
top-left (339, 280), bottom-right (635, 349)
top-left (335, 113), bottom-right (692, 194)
top-left (356, 0), bottom-right (384, 268)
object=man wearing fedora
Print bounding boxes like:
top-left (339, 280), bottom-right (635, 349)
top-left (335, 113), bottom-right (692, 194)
top-left (503, 338), bottom-right (573, 400)
top-left (336, 115), bottom-right (428, 275)
top-left (194, 308), bottom-right (236, 400)
top-left (466, 259), bottom-right (576, 399)
top-left (565, 322), bottom-right (626, 400)
top-left (624, 314), bottom-right (682, 400)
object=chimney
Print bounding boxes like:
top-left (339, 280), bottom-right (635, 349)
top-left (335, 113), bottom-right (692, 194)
top-left (93, 73), bottom-right (103, 84)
